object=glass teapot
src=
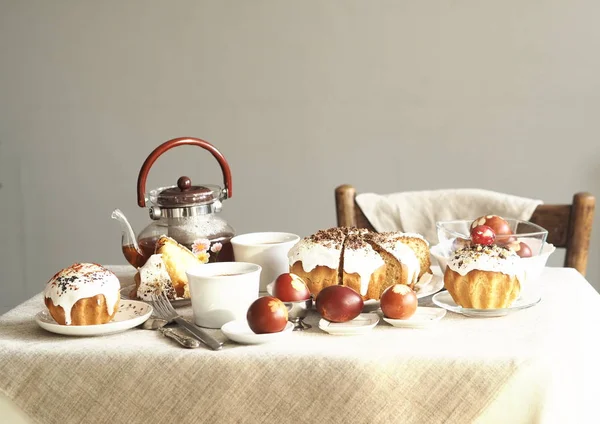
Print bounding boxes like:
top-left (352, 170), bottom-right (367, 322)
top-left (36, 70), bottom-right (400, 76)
top-left (112, 137), bottom-right (235, 268)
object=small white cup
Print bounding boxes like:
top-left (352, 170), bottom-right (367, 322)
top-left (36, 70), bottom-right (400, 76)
top-left (186, 262), bottom-right (261, 329)
top-left (231, 232), bottom-right (300, 293)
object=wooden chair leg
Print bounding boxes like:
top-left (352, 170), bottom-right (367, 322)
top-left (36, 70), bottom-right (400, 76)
top-left (565, 192), bottom-right (595, 275)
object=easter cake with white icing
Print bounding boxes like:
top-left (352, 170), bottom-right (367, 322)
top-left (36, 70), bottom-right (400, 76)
top-left (44, 263), bottom-right (121, 326)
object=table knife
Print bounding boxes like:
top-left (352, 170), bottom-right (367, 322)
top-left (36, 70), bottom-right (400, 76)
top-left (173, 317), bottom-right (223, 351)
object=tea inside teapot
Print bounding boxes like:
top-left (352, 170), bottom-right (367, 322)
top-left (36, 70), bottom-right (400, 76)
top-left (122, 232), bottom-right (234, 268)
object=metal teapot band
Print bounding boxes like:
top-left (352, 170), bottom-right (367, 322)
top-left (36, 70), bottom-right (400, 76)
top-left (150, 203), bottom-right (221, 219)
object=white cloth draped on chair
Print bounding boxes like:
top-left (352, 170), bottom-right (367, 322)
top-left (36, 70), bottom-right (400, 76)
top-left (355, 188), bottom-right (543, 244)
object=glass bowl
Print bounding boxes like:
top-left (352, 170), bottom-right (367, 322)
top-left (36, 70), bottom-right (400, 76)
top-left (432, 219), bottom-right (554, 284)
top-left (436, 219), bottom-right (548, 255)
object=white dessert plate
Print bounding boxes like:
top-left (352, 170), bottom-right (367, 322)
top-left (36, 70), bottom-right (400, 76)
top-left (382, 307), bottom-right (446, 328)
top-left (221, 320), bottom-right (294, 345)
top-left (120, 285), bottom-right (190, 307)
top-left (432, 291), bottom-right (541, 318)
top-left (36, 300), bottom-right (152, 336)
top-left (414, 273), bottom-right (444, 299)
top-left (318, 313), bottom-right (380, 335)
top-left (361, 300), bottom-right (381, 312)
top-left (266, 273), bottom-right (444, 313)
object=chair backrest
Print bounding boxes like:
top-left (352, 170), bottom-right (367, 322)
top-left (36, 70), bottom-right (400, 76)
top-left (335, 184), bottom-right (595, 276)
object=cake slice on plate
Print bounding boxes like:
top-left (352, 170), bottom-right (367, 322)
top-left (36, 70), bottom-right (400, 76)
top-left (155, 236), bottom-right (202, 299)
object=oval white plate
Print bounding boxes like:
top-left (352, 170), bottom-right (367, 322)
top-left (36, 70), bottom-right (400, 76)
top-left (36, 300), bottom-right (152, 336)
top-left (266, 273), bottom-right (444, 313)
top-left (432, 291), bottom-right (541, 318)
top-left (318, 313), bottom-right (380, 335)
top-left (221, 320), bottom-right (294, 345)
top-left (120, 285), bottom-right (190, 307)
top-left (382, 307), bottom-right (446, 328)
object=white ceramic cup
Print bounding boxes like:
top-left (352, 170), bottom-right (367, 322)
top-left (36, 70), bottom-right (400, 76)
top-left (186, 262), bottom-right (261, 329)
top-left (230, 232), bottom-right (300, 293)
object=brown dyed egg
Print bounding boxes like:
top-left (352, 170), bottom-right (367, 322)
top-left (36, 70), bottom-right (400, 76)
top-left (315, 285), bottom-right (364, 323)
top-left (495, 235), bottom-right (517, 246)
top-left (273, 273), bottom-right (311, 301)
top-left (246, 296), bottom-right (289, 334)
top-left (506, 241), bottom-right (533, 258)
top-left (471, 215), bottom-right (513, 239)
top-left (380, 284), bottom-right (418, 320)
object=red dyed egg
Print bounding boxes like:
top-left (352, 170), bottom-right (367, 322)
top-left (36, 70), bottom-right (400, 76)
top-left (470, 225), bottom-right (496, 246)
top-left (471, 215), bottom-right (513, 238)
top-left (380, 284), bottom-right (418, 320)
top-left (506, 241), bottom-right (533, 258)
top-left (273, 273), bottom-right (311, 301)
top-left (246, 296), bottom-right (289, 334)
top-left (315, 285), bottom-right (364, 323)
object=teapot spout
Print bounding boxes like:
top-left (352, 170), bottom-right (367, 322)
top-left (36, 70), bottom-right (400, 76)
top-left (111, 209), bottom-right (146, 268)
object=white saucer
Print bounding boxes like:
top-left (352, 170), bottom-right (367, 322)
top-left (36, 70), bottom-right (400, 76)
top-left (382, 307), bottom-right (446, 328)
top-left (36, 300), bottom-right (152, 336)
top-left (432, 291), bottom-right (541, 318)
top-left (221, 320), bottom-right (294, 345)
top-left (318, 313), bottom-right (380, 335)
top-left (266, 273), bottom-right (444, 313)
top-left (362, 274), bottom-right (443, 312)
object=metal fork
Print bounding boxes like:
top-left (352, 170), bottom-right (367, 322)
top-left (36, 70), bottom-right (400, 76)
top-left (150, 293), bottom-right (223, 351)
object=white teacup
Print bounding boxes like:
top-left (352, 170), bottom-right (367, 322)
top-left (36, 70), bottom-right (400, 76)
top-left (186, 262), bottom-right (261, 329)
top-left (231, 232), bottom-right (300, 292)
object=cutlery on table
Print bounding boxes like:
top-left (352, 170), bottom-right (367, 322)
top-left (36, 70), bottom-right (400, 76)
top-left (142, 318), bottom-right (201, 349)
top-left (150, 293), bottom-right (223, 351)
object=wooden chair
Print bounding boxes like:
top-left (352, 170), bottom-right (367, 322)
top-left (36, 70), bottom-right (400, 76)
top-left (335, 184), bottom-right (595, 276)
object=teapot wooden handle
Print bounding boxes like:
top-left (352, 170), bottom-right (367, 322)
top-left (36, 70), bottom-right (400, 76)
top-left (137, 137), bottom-right (232, 207)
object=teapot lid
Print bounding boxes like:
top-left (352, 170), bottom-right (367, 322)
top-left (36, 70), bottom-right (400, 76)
top-left (150, 176), bottom-right (223, 208)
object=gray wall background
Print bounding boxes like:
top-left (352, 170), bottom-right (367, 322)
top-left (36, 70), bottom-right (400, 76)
top-left (1, 0), bottom-right (598, 314)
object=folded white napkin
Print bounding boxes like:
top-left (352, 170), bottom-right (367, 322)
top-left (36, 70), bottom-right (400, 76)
top-left (355, 188), bottom-right (543, 244)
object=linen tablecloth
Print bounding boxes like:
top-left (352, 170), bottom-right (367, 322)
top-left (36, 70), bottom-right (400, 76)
top-left (1, 266), bottom-right (599, 424)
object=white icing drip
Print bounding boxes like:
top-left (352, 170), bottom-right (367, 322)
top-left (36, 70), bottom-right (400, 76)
top-left (343, 244), bottom-right (385, 296)
top-left (288, 240), bottom-right (341, 272)
top-left (448, 246), bottom-right (524, 282)
top-left (44, 263), bottom-right (120, 325)
top-left (137, 254), bottom-right (174, 301)
top-left (378, 240), bottom-right (420, 285)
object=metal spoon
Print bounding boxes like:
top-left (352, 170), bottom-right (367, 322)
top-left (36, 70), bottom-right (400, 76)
top-left (143, 318), bottom-right (169, 330)
top-left (142, 318), bottom-right (201, 349)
